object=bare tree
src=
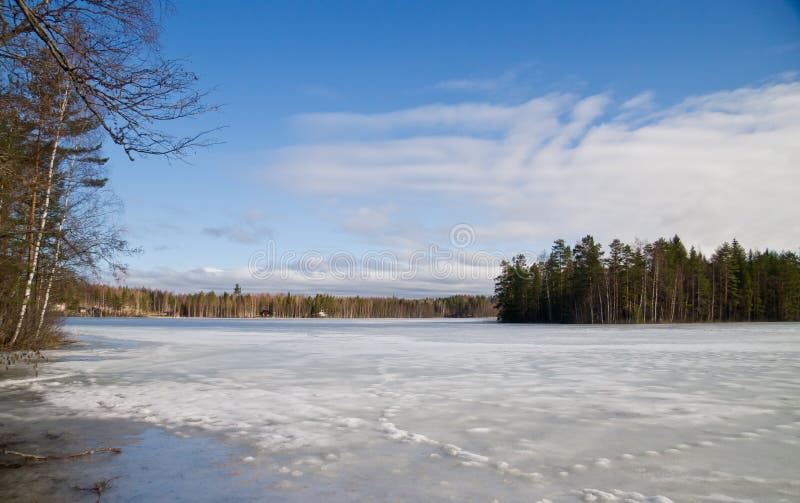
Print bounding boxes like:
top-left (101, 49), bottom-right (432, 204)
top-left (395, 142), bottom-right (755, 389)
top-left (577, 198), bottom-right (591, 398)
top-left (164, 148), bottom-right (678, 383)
top-left (1, 1), bottom-right (211, 348)
top-left (2, 0), bottom-right (216, 159)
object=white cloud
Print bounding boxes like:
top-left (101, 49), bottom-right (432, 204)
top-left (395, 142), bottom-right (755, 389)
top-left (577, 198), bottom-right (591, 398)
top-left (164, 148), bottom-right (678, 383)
top-left (122, 252), bottom-right (501, 297)
top-left (342, 206), bottom-right (391, 234)
top-left (434, 63), bottom-right (537, 93)
top-left (271, 81), bottom-right (800, 253)
top-left (621, 91), bottom-right (655, 110)
top-left (436, 70), bottom-right (519, 92)
top-left (291, 94), bottom-right (572, 137)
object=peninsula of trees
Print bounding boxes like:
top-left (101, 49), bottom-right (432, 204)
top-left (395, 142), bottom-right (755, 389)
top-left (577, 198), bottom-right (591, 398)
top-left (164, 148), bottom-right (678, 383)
top-left (495, 236), bottom-right (800, 323)
top-left (64, 283), bottom-right (497, 319)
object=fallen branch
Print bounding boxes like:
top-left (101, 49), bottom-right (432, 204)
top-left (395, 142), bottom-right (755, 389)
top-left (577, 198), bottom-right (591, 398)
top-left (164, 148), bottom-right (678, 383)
top-left (2, 446), bottom-right (121, 461)
top-left (75, 476), bottom-right (119, 498)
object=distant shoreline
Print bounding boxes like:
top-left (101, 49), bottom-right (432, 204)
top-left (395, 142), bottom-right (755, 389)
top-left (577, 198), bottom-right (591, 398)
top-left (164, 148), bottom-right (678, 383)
top-left (63, 315), bottom-right (498, 321)
top-left (62, 285), bottom-right (498, 320)
top-left (60, 316), bottom-right (799, 325)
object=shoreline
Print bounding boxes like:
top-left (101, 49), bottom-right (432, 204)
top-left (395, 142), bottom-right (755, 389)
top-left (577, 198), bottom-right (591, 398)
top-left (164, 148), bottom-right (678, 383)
top-left (63, 315), bottom-right (498, 320)
top-left (0, 351), bottom-right (279, 502)
top-left (59, 315), bottom-right (799, 325)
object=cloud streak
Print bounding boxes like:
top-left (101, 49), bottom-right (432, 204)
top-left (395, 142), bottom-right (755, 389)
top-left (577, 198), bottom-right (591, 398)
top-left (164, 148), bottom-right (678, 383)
top-left (201, 209), bottom-right (273, 245)
top-left (434, 63), bottom-right (538, 94)
top-left (273, 81), bottom-right (800, 253)
top-left (122, 256), bottom-right (499, 297)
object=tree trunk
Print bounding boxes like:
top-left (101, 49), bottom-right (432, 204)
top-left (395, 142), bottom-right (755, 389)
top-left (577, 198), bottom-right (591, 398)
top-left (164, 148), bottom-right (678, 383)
top-left (35, 155), bottom-right (77, 339)
top-left (9, 87), bottom-right (70, 347)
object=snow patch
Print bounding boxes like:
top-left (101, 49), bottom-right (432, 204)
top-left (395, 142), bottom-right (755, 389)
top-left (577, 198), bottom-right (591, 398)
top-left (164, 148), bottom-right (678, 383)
top-left (575, 488), bottom-right (674, 502)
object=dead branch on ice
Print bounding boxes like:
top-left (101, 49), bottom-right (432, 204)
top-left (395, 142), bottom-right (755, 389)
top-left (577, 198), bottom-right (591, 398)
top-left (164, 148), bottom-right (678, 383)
top-left (2, 446), bottom-right (121, 461)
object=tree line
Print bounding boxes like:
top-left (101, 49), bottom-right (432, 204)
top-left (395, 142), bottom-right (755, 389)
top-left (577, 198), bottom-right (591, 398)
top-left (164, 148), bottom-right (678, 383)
top-left (495, 235), bottom-right (800, 323)
top-left (65, 283), bottom-right (497, 319)
top-left (1, 1), bottom-right (211, 349)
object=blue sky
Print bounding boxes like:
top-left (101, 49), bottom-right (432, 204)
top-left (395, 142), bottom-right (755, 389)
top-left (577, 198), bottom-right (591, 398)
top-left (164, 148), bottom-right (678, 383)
top-left (107, 0), bottom-right (800, 296)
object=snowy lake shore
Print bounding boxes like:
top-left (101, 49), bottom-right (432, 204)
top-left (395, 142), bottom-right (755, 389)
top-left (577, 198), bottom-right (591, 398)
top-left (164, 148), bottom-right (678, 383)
top-left (2, 318), bottom-right (800, 502)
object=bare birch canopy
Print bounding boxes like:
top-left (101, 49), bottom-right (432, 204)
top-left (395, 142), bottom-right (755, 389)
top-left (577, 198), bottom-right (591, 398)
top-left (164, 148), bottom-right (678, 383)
top-left (1, 0), bottom-right (214, 159)
top-left (1, 0), bottom-right (211, 349)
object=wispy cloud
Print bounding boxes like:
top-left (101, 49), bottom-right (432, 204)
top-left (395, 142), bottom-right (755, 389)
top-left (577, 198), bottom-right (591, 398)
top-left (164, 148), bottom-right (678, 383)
top-left (201, 209), bottom-right (273, 245)
top-left (620, 91), bottom-right (655, 110)
top-left (272, 81), bottom-right (800, 253)
top-left (435, 63), bottom-right (537, 93)
top-left (122, 258), bottom-right (498, 297)
top-left (342, 206), bottom-right (392, 234)
top-left (436, 70), bottom-right (518, 92)
top-left (292, 96), bottom-right (569, 136)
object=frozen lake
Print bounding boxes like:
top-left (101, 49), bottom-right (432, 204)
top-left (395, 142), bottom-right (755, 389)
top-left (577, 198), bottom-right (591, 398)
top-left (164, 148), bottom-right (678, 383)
top-left (3, 318), bottom-right (800, 502)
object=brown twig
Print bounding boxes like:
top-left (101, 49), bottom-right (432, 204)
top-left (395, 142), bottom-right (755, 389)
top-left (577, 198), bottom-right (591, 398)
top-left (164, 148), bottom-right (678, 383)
top-left (74, 476), bottom-right (119, 501)
top-left (2, 446), bottom-right (121, 461)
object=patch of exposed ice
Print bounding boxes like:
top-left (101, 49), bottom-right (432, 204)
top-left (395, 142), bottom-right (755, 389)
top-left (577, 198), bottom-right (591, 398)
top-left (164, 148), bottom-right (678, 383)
top-left (338, 417), bottom-right (366, 428)
top-left (575, 488), bottom-right (674, 502)
top-left (0, 373), bottom-right (73, 387)
top-left (695, 495), bottom-right (754, 503)
top-left (272, 480), bottom-right (296, 490)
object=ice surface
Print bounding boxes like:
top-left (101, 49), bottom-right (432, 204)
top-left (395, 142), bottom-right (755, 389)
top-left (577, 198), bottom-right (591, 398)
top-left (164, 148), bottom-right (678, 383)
top-left (4, 318), bottom-right (800, 501)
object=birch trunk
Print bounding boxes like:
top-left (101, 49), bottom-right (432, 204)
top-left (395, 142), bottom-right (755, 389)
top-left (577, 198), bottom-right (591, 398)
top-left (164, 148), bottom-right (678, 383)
top-left (35, 155), bottom-right (77, 340)
top-left (9, 87), bottom-right (70, 347)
